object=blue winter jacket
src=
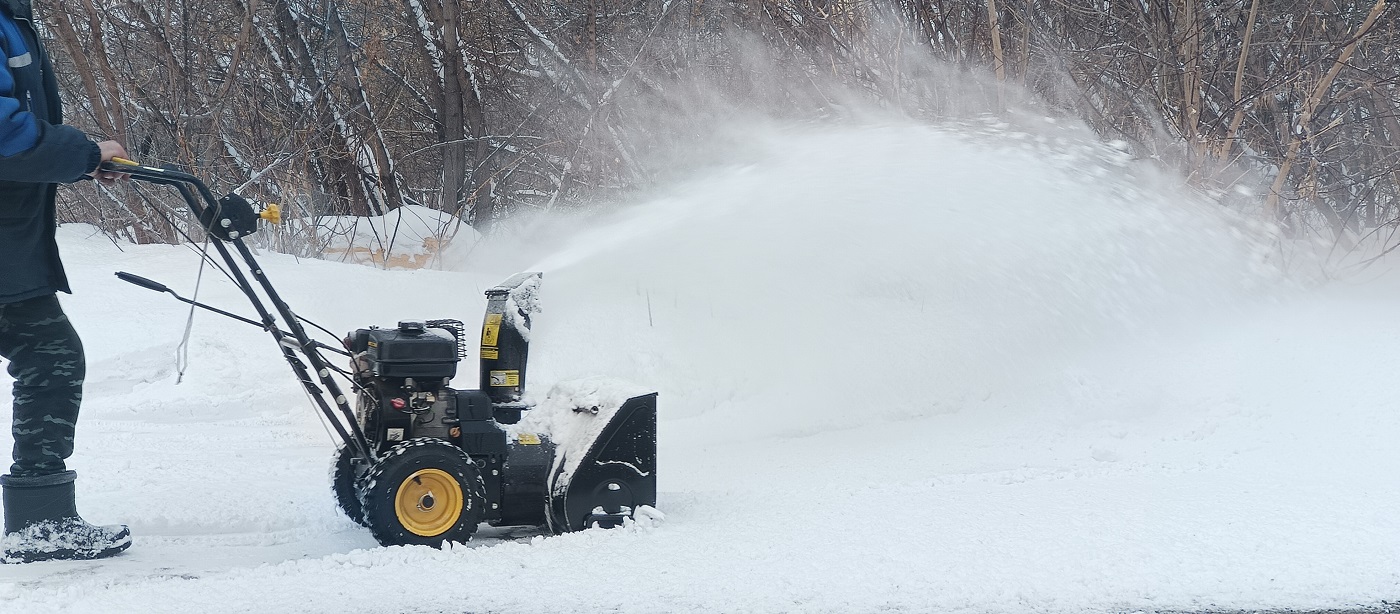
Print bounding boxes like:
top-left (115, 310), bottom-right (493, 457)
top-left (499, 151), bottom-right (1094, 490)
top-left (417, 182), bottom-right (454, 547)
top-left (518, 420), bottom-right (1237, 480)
top-left (0, 0), bottom-right (102, 303)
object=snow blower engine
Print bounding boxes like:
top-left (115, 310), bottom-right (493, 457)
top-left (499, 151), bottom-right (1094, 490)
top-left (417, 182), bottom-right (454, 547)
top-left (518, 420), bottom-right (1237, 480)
top-left (103, 159), bottom-right (658, 547)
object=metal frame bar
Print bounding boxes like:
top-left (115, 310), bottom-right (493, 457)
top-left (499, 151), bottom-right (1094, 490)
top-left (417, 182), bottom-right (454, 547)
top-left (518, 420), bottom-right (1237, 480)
top-left (106, 162), bottom-right (375, 461)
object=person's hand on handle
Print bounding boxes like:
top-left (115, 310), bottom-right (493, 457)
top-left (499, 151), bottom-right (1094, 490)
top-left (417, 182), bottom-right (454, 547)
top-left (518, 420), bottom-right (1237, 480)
top-left (90, 140), bottom-right (130, 185)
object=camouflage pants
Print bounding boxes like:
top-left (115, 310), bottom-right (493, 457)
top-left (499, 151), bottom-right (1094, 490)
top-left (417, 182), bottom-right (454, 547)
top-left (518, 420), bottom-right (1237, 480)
top-left (0, 295), bottom-right (83, 478)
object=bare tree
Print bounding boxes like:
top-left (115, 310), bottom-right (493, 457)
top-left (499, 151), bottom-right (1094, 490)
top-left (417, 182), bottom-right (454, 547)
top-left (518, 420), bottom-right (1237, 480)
top-left (32, 0), bottom-right (1400, 254)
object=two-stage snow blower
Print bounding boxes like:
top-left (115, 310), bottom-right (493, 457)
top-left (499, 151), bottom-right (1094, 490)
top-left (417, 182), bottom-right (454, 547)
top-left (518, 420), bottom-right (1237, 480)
top-left (101, 159), bottom-right (658, 546)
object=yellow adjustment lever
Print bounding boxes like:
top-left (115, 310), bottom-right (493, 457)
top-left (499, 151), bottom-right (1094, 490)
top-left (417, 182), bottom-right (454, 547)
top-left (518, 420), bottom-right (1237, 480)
top-left (110, 157), bottom-right (140, 166)
top-left (260, 203), bottom-right (282, 224)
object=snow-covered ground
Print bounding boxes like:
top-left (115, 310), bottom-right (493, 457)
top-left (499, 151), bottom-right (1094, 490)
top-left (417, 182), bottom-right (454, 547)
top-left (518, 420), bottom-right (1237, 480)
top-left (2, 118), bottom-right (1398, 613)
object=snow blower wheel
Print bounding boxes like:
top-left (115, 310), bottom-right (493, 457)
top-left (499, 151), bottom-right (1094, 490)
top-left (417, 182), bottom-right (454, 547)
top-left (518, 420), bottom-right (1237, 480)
top-left (359, 438), bottom-right (486, 547)
top-left (330, 445), bottom-right (369, 527)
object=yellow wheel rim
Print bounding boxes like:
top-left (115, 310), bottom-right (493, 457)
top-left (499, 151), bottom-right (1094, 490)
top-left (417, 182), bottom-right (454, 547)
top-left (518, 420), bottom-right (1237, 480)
top-left (394, 469), bottom-right (464, 537)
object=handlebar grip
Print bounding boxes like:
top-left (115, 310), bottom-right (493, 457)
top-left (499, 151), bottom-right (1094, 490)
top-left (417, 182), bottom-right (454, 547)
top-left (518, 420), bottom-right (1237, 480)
top-left (115, 271), bottom-right (170, 294)
top-left (99, 160), bottom-right (138, 172)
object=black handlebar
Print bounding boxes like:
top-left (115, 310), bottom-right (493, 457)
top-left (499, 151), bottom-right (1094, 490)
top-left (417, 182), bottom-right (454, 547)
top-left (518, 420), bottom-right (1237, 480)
top-left (115, 271), bottom-right (171, 294)
top-left (106, 158), bottom-right (372, 458)
top-left (99, 158), bottom-right (263, 241)
top-left (98, 159), bottom-right (197, 184)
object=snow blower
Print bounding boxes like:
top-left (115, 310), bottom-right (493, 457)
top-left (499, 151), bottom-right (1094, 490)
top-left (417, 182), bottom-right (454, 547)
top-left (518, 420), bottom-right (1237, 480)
top-left (101, 159), bottom-right (658, 547)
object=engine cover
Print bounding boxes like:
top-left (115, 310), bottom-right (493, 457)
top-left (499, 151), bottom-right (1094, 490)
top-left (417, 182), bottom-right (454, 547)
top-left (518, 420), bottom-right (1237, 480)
top-left (353, 321), bottom-right (459, 380)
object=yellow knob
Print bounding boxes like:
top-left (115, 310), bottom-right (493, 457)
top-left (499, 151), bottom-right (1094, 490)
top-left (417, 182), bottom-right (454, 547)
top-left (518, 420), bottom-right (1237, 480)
top-left (260, 203), bottom-right (282, 224)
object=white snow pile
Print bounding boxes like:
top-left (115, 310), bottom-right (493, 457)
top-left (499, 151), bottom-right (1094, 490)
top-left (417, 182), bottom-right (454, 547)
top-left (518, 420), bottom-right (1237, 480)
top-left (501, 272), bottom-right (543, 342)
top-left (2, 116), bottom-right (1399, 614)
top-left (310, 204), bottom-right (479, 268)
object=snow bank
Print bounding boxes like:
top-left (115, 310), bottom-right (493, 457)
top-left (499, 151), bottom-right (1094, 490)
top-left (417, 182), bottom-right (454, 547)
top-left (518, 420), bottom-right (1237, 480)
top-left (312, 204), bottom-right (479, 268)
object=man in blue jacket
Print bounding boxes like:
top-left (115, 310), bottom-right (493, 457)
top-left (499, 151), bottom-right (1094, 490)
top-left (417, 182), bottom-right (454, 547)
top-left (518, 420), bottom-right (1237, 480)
top-left (0, 0), bottom-right (132, 563)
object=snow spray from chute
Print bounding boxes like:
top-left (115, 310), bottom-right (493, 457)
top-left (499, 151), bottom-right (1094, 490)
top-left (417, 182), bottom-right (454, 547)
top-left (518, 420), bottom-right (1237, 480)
top-left (467, 117), bottom-right (1277, 439)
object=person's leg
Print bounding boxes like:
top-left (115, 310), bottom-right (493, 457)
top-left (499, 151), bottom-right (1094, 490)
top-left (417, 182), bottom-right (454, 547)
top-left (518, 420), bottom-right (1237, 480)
top-left (0, 295), bottom-right (128, 563)
top-left (0, 294), bottom-right (83, 478)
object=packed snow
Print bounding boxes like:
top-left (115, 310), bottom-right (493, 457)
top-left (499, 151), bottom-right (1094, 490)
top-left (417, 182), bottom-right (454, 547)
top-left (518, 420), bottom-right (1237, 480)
top-left (2, 117), bottom-right (1399, 613)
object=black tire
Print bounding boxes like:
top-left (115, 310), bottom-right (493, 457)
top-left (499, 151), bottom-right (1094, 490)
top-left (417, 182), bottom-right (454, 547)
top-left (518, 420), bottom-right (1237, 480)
top-left (359, 438), bottom-right (486, 547)
top-left (330, 445), bottom-right (369, 527)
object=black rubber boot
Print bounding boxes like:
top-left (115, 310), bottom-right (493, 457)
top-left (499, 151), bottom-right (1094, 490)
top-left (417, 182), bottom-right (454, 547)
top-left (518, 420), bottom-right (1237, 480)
top-left (1, 471), bottom-right (130, 563)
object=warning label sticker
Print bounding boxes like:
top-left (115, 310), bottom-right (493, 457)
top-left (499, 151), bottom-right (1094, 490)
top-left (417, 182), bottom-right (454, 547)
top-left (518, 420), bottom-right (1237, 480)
top-left (481, 313), bottom-right (502, 347)
top-left (489, 370), bottom-right (520, 387)
top-left (516, 433), bottom-right (541, 445)
top-left (479, 348), bottom-right (499, 360)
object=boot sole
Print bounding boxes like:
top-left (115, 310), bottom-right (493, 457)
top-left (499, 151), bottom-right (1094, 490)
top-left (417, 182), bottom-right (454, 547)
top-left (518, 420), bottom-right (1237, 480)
top-left (2, 536), bottom-right (131, 564)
